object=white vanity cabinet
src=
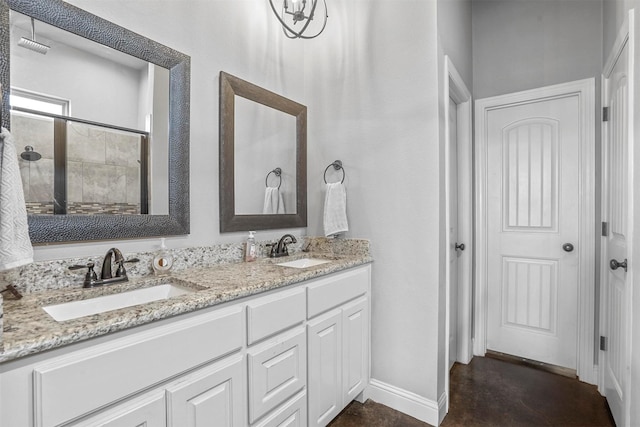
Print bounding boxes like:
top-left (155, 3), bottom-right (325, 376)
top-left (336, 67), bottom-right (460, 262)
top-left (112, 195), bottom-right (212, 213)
top-left (0, 264), bottom-right (371, 427)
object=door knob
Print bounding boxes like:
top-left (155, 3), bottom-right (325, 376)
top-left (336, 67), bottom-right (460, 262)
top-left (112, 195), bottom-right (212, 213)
top-left (562, 243), bottom-right (574, 252)
top-left (610, 258), bottom-right (628, 272)
top-left (455, 243), bottom-right (465, 251)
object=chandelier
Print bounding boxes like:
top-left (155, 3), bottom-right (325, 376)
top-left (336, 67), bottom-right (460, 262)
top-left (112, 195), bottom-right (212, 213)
top-left (268, 0), bottom-right (328, 39)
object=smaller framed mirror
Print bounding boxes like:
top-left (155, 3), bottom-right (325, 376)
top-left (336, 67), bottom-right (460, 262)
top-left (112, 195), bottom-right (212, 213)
top-left (219, 71), bottom-right (307, 232)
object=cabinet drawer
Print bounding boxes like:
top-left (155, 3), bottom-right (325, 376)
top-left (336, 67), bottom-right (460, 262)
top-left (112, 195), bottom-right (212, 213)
top-left (247, 287), bottom-right (306, 345)
top-left (33, 306), bottom-right (244, 427)
top-left (307, 267), bottom-right (369, 318)
top-left (248, 328), bottom-right (307, 423)
top-left (253, 390), bottom-right (307, 427)
top-left (80, 390), bottom-right (166, 427)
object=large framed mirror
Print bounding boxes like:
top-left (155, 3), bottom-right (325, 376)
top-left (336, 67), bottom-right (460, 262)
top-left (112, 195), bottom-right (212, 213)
top-left (219, 71), bottom-right (307, 232)
top-left (0, 0), bottom-right (190, 243)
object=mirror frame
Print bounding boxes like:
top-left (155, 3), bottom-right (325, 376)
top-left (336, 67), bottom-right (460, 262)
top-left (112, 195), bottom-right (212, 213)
top-left (219, 71), bottom-right (307, 232)
top-left (0, 0), bottom-right (190, 243)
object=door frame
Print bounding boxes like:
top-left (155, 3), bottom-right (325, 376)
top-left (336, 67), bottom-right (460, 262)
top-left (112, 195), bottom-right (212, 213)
top-left (599, 9), bottom-right (634, 422)
top-left (444, 55), bottom-right (473, 412)
top-left (474, 78), bottom-right (597, 385)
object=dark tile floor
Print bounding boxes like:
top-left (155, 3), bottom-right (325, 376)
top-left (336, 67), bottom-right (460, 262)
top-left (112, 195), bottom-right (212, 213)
top-left (328, 356), bottom-right (615, 427)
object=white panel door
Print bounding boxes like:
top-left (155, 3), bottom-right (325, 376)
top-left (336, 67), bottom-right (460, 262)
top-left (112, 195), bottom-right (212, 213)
top-left (602, 31), bottom-right (631, 427)
top-left (486, 95), bottom-right (580, 369)
top-left (448, 96), bottom-right (460, 370)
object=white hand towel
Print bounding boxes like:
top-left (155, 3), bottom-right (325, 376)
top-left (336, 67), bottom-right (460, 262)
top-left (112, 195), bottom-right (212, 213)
top-left (0, 127), bottom-right (33, 271)
top-left (263, 187), bottom-right (285, 214)
top-left (323, 182), bottom-right (348, 237)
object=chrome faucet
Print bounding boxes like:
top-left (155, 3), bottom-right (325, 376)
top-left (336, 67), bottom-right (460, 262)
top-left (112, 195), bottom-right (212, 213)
top-left (69, 248), bottom-right (139, 288)
top-left (267, 234), bottom-right (297, 258)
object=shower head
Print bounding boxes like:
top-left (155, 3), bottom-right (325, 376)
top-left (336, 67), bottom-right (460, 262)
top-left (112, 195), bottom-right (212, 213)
top-left (20, 146), bottom-right (41, 161)
top-left (18, 18), bottom-right (49, 55)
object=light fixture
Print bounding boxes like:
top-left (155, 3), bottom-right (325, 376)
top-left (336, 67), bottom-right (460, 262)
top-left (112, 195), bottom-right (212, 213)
top-left (268, 0), bottom-right (328, 39)
top-left (18, 17), bottom-right (50, 55)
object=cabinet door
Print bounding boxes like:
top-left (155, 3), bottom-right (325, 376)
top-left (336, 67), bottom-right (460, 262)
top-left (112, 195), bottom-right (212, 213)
top-left (81, 390), bottom-right (166, 427)
top-left (342, 297), bottom-right (368, 403)
top-left (166, 354), bottom-right (246, 427)
top-left (307, 310), bottom-right (342, 427)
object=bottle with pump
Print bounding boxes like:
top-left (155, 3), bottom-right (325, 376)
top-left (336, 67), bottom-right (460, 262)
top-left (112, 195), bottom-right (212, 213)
top-left (245, 231), bottom-right (257, 262)
top-left (152, 238), bottom-right (174, 275)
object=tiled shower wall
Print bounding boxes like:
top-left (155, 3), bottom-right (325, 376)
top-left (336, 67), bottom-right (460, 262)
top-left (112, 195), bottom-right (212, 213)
top-left (12, 113), bottom-right (142, 215)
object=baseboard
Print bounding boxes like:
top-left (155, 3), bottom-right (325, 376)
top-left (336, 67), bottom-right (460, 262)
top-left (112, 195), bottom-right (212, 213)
top-left (437, 392), bottom-right (447, 425)
top-left (367, 379), bottom-right (442, 426)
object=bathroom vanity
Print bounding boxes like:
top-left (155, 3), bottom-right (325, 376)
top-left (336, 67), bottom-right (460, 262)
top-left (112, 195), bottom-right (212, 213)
top-left (0, 249), bottom-right (372, 427)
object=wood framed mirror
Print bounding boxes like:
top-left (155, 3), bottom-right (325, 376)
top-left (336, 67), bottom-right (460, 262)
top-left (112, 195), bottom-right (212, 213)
top-left (1, 0), bottom-right (190, 243)
top-left (219, 71), bottom-right (307, 232)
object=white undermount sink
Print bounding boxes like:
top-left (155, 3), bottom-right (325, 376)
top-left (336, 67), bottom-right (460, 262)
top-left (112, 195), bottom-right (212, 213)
top-left (276, 258), bottom-right (331, 269)
top-left (43, 284), bottom-right (196, 322)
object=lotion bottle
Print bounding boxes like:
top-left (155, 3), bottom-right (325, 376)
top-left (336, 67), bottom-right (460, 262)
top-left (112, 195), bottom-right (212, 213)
top-left (245, 231), bottom-right (257, 262)
top-left (152, 238), bottom-right (174, 275)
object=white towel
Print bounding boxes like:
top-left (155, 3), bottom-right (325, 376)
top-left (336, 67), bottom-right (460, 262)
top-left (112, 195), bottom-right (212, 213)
top-left (0, 127), bottom-right (33, 271)
top-left (263, 187), bottom-right (285, 214)
top-left (323, 182), bottom-right (348, 237)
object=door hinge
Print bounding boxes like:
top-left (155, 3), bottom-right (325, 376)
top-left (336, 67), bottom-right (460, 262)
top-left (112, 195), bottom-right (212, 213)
top-left (602, 221), bottom-right (609, 237)
top-left (603, 107), bottom-right (609, 122)
top-left (600, 336), bottom-right (607, 351)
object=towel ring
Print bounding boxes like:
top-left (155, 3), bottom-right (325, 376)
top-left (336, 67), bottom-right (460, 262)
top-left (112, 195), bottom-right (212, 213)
top-left (323, 160), bottom-right (345, 184)
top-left (265, 167), bottom-right (282, 189)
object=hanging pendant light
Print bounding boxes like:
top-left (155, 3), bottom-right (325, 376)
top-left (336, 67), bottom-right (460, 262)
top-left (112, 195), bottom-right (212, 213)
top-left (268, 0), bottom-right (328, 39)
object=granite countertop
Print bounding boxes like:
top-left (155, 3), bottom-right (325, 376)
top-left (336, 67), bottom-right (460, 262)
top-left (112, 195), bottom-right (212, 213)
top-left (0, 251), bottom-right (372, 364)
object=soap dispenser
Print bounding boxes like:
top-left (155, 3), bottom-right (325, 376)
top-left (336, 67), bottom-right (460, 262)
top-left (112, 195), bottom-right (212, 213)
top-left (245, 231), bottom-right (257, 262)
top-left (152, 238), bottom-right (174, 275)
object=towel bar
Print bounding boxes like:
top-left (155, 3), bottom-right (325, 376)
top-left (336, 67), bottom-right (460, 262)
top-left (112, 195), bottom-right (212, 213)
top-left (323, 160), bottom-right (345, 184)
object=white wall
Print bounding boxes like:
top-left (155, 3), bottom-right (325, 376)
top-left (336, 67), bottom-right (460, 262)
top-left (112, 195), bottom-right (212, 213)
top-left (11, 22), bottom-right (142, 129)
top-left (438, 0), bottom-right (473, 88)
top-left (303, 0), bottom-right (443, 407)
top-left (472, 0), bottom-right (602, 99)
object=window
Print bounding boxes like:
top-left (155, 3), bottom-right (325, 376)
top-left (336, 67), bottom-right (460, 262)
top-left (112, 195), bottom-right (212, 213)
top-left (10, 87), bottom-right (69, 116)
